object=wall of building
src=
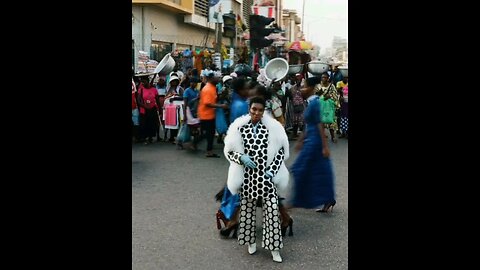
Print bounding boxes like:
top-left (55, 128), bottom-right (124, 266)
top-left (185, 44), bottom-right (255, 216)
top-left (133, 4), bottom-right (217, 51)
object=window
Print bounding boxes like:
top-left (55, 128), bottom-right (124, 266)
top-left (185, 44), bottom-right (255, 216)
top-left (195, 0), bottom-right (209, 18)
top-left (150, 41), bottom-right (173, 62)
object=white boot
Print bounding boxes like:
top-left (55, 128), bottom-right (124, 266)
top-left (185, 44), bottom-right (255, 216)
top-left (271, 251), bottom-right (282, 263)
top-left (248, 243), bottom-right (257, 255)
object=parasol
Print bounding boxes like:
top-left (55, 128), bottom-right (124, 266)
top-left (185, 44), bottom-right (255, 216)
top-left (285, 41), bottom-right (313, 51)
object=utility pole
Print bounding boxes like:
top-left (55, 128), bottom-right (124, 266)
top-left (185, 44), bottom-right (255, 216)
top-left (215, 23), bottom-right (223, 71)
top-left (302, 0), bottom-right (306, 32)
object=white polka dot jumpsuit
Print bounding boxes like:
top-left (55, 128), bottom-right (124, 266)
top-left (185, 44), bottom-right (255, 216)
top-left (227, 120), bottom-right (286, 251)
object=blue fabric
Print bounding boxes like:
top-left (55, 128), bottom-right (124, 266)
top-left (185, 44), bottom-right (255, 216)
top-left (132, 108), bottom-right (140, 126)
top-left (291, 96), bottom-right (335, 208)
top-left (183, 87), bottom-right (198, 105)
top-left (216, 82), bottom-right (223, 93)
top-left (216, 107), bottom-right (228, 134)
top-left (331, 71), bottom-right (344, 86)
top-left (220, 186), bottom-right (240, 220)
top-left (229, 92), bottom-right (249, 123)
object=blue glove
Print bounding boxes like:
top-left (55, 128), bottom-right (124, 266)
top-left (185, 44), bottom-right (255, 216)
top-left (240, 155), bottom-right (257, 169)
top-left (265, 171), bottom-right (273, 179)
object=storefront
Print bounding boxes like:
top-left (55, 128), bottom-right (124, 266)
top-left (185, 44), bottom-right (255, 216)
top-left (150, 41), bottom-right (173, 62)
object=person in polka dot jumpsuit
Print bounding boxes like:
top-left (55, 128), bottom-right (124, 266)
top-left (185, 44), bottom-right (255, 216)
top-left (225, 96), bottom-right (286, 263)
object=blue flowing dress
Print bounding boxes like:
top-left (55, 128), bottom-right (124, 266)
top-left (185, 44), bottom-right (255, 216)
top-left (291, 96), bottom-right (335, 208)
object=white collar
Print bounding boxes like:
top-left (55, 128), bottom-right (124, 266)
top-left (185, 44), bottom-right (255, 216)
top-left (307, 95), bottom-right (318, 102)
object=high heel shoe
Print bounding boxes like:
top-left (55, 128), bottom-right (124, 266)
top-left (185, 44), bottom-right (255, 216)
top-left (216, 210), bottom-right (228, 230)
top-left (271, 251), bottom-right (282, 262)
top-left (316, 200), bottom-right (336, 213)
top-left (220, 223), bottom-right (239, 238)
top-left (281, 218), bottom-right (294, 237)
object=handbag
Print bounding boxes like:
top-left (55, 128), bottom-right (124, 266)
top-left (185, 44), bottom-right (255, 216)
top-left (219, 186), bottom-right (240, 220)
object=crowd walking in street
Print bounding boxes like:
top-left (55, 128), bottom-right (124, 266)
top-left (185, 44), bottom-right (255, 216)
top-left (132, 61), bottom-right (348, 263)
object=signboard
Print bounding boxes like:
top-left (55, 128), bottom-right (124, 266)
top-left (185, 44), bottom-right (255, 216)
top-left (209, 0), bottom-right (233, 23)
top-left (213, 53), bottom-right (222, 70)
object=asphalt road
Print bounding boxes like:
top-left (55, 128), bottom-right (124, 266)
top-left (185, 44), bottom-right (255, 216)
top-left (132, 135), bottom-right (348, 270)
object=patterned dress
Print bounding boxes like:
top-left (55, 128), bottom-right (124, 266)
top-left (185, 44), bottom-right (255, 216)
top-left (315, 83), bottom-right (340, 131)
top-left (290, 85), bottom-right (305, 127)
top-left (227, 120), bottom-right (285, 251)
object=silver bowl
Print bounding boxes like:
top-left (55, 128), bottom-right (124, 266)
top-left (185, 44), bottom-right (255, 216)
top-left (154, 53), bottom-right (175, 75)
top-left (288, 64), bottom-right (303, 75)
top-left (265, 58), bottom-right (289, 82)
top-left (307, 61), bottom-right (329, 75)
top-left (338, 66), bottom-right (348, 77)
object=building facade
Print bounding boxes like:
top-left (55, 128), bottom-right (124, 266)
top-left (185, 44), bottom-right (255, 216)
top-left (331, 36), bottom-right (348, 63)
top-left (132, 0), bottom-right (242, 71)
top-left (281, 9), bottom-right (302, 43)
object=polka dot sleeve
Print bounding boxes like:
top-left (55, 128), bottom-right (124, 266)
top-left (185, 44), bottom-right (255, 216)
top-left (266, 147), bottom-right (285, 177)
top-left (227, 151), bottom-right (244, 165)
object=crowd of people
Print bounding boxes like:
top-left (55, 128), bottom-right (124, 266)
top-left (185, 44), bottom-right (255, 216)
top-left (132, 64), bottom-right (348, 148)
top-left (132, 62), bottom-right (349, 263)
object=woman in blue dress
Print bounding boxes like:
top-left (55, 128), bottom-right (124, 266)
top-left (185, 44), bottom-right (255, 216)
top-left (290, 77), bottom-right (336, 212)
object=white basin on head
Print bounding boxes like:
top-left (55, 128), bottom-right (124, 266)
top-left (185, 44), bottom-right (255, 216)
top-left (307, 61), bottom-right (329, 75)
top-left (288, 64), bottom-right (303, 75)
top-left (154, 53), bottom-right (175, 75)
top-left (338, 66), bottom-right (348, 77)
top-left (265, 58), bottom-right (289, 82)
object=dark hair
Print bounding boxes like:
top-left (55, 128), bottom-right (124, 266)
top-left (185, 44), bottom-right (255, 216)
top-left (321, 72), bottom-right (330, 78)
top-left (249, 96), bottom-right (266, 108)
top-left (232, 78), bottom-right (246, 94)
top-left (191, 69), bottom-right (199, 77)
top-left (190, 77), bottom-right (200, 84)
top-left (306, 76), bottom-right (321, 87)
top-left (255, 85), bottom-right (272, 100)
top-left (247, 80), bottom-right (259, 89)
top-left (206, 73), bottom-right (216, 81)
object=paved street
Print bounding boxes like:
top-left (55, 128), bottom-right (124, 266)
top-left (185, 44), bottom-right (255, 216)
top-left (132, 136), bottom-right (348, 270)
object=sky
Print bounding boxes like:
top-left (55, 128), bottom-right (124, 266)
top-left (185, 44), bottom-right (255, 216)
top-left (283, 0), bottom-right (347, 54)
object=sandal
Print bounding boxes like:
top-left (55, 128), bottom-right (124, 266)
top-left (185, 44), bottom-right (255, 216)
top-left (206, 153), bottom-right (221, 158)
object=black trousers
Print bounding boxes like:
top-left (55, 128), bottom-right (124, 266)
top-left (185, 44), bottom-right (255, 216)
top-left (140, 108), bottom-right (159, 140)
top-left (194, 119), bottom-right (216, 151)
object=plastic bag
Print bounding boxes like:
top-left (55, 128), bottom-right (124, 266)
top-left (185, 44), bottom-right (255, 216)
top-left (132, 108), bottom-right (140, 126)
top-left (220, 186), bottom-right (240, 220)
top-left (319, 97), bottom-right (335, 124)
top-left (176, 124), bottom-right (191, 144)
